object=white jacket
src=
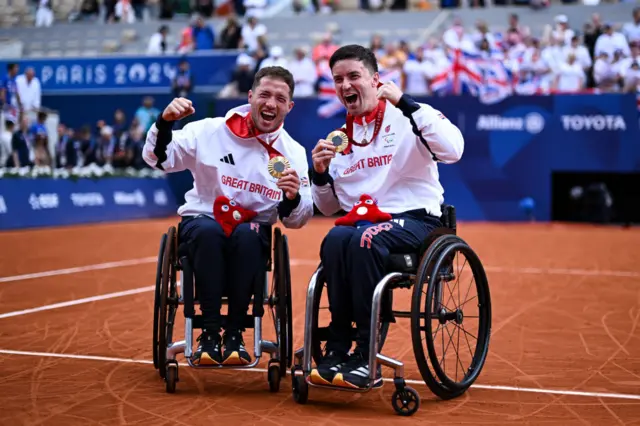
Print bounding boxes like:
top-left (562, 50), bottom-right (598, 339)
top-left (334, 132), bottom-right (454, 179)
top-left (312, 96), bottom-right (464, 218)
top-left (143, 104), bottom-right (313, 229)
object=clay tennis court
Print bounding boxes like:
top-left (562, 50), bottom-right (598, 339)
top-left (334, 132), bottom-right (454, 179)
top-left (1, 218), bottom-right (639, 425)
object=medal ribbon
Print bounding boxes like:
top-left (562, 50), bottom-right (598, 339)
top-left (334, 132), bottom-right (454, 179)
top-left (246, 116), bottom-right (284, 160)
top-left (342, 95), bottom-right (387, 155)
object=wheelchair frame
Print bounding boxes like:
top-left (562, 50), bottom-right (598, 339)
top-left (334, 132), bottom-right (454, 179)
top-left (153, 223), bottom-right (293, 394)
top-left (291, 205), bottom-right (492, 416)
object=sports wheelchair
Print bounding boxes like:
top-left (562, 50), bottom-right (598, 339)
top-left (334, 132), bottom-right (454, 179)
top-left (291, 205), bottom-right (492, 416)
top-left (152, 222), bottom-right (293, 394)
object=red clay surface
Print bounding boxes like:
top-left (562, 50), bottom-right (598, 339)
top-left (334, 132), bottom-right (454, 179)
top-left (1, 218), bottom-right (639, 425)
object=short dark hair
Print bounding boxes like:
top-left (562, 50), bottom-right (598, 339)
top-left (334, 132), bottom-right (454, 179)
top-left (329, 44), bottom-right (378, 75)
top-left (252, 66), bottom-right (295, 99)
top-left (7, 63), bottom-right (17, 72)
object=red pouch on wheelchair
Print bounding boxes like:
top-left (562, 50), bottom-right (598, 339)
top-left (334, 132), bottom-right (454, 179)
top-left (335, 194), bottom-right (392, 227)
top-left (213, 196), bottom-right (258, 237)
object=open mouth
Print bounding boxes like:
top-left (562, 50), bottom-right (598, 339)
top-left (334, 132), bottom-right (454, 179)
top-left (344, 94), bottom-right (358, 105)
top-left (260, 111), bottom-right (276, 122)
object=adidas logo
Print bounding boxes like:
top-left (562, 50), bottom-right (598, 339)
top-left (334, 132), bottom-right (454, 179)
top-left (220, 153), bottom-right (235, 165)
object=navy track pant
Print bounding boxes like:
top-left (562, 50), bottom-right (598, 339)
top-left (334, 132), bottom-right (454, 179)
top-left (320, 213), bottom-right (441, 355)
top-left (178, 215), bottom-right (270, 333)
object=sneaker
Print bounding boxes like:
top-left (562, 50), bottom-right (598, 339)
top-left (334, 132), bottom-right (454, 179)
top-left (332, 352), bottom-right (382, 389)
top-left (309, 350), bottom-right (349, 386)
top-left (192, 330), bottom-right (222, 365)
top-left (222, 331), bottom-right (251, 365)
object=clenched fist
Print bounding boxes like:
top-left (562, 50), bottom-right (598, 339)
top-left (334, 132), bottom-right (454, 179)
top-left (162, 97), bottom-right (196, 122)
top-left (376, 81), bottom-right (403, 106)
top-left (277, 169), bottom-right (301, 200)
top-left (311, 139), bottom-right (336, 174)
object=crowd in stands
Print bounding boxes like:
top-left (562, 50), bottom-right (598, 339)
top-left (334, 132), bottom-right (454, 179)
top-left (216, 6), bottom-right (640, 97)
top-left (0, 62), bottom-right (160, 171)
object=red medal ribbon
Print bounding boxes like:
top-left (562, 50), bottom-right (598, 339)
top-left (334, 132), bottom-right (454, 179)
top-left (243, 114), bottom-right (284, 159)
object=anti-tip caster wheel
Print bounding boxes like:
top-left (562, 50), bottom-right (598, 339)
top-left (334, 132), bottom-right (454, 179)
top-left (291, 368), bottom-right (308, 404)
top-left (268, 363), bottom-right (281, 393)
top-left (391, 386), bottom-right (420, 416)
top-left (165, 361), bottom-right (179, 394)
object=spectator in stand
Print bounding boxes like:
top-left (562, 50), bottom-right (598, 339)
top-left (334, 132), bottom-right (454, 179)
top-left (131, 0), bottom-right (145, 21)
top-left (241, 12), bottom-right (267, 52)
top-left (114, 0), bottom-right (136, 23)
top-left (402, 48), bottom-right (432, 96)
top-left (172, 60), bottom-right (193, 98)
top-left (112, 132), bottom-right (134, 168)
top-left (112, 109), bottom-right (128, 141)
top-left (1, 63), bottom-right (21, 114)
top-left (15, 67), bottom-right (41, 115)
top-left (259, 46), bottom-right (288, 69)
top-left (128, 126), bottom-right (148, 170)
top-left (147, 25), bottom-right (169, 55)
top-left (7, 115), bottom-right (31, 168)
top-left (312, 33), bottom-right (338, 62)
top-left (134, 97), bottom-right (160, 133)
top-left (593, 52), bottom-right (618, 91)
top-left (219, 53), bottom-right (255, 98)
top-left (370, 34), bottom-right (385, 58)
top-left (622, 57), bottom-right (640, 93)
top-left (622, 7), bottom-right (640, 45)
top-left (0, 119), bottom-right (13, 167)
top-left (288, 46), bottom-right (317, 97)
top-left (177, 25), bottom-right (194, 55)
top-left (192, 16), bottom-right (215, 50)
top-left (552, 15), bottom-right (575, 46)
top-left (219, 16), bottom-right (243, 49)
top-left (35, 0), bottom-right (54, 27)
top-left (94, 126), bottom-right (115, 167)
top-left (595, 23), bottom-right (631, 60)
top-left (104, 0), bottom-right (117, 22)
top-left (563, 35), bottom-right (592, 72)
top-left (33, 131), bottom-right (51, 167)
top-left (55, 123), bottom-right (70, 168)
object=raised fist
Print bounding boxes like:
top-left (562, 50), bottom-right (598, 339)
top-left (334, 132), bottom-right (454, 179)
top-left (162, 97), bottom-right (196, 122)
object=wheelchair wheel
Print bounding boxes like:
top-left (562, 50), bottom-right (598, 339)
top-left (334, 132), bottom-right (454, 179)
top-left (272, 227), bottom-right (293, 378)
top-left (311, 269), bottom-right (389, 365)
top-left (153, 232), bottom-right (168, 371)
top-left (157, 226), bottom-right (179, 380)
top-left (411, 235), bottom-right (491, 400)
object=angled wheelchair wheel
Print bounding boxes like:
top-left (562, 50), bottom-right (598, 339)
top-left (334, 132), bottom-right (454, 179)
top-left (153, 232), bottom-right (168, 371)
top-left (158, 226), bottom-right (179, 380)
top-left (411, 235), bottom-right (492, 400)
top-left (272, 227), bottom-right (293, 378)
top-left (311, 270), bottom-right (389, 365)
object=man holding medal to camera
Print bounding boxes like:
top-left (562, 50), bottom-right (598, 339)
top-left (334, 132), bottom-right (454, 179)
top-left (143, 66), bottom-right (313, 367)
top-left (309, 44), bottom-right (465, 389)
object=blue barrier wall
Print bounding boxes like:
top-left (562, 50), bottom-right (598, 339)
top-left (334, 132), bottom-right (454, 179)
top-left (0, 178), bottom-right (177, 230)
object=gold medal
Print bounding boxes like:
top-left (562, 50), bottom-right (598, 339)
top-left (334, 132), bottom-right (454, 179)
top-left (327, 130), bottom-right (349, 153)
top-left (268, 156), bottom-right (290, 178)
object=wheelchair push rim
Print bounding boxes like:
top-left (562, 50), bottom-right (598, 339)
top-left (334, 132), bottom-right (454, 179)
top-left (411, 235), bottom-right (491, 398)
top-left (271, 228), bottom-right (293, 377)
top-left (157, 226), bottom-right (179, 379)
top-left (153, 232), bottom-right (168, 371)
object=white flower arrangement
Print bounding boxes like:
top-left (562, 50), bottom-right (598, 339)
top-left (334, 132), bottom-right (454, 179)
top-left (0, 165), bottom-right (166, 180)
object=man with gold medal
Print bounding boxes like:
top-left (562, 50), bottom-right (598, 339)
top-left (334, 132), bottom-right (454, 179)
top-left (309, 45), bottom-right (465, 389)
top-left (143, 66), bottom-right (313, 368)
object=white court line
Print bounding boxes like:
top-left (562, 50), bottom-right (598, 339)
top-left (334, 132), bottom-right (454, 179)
top-left (0, 286), bottom-right (155, 319)
top-left (0, 349), bottom-right (639, 401)
top-left (2, 256), bottom-right (639, 284)
top-left (0, 257), bottom-right (157, 283)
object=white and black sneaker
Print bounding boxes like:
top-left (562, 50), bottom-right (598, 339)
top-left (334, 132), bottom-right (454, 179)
top-left (332, 352), bottom-right (382, 389)
top-left (309, 351), bottom-right (349, 385)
